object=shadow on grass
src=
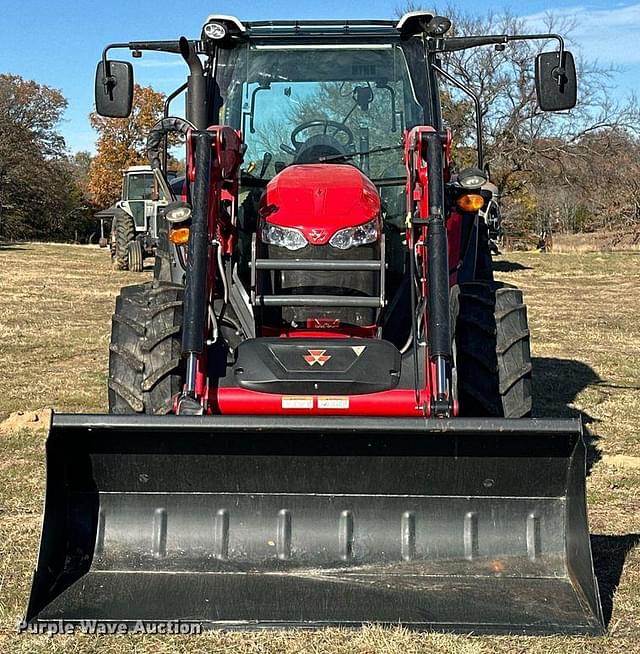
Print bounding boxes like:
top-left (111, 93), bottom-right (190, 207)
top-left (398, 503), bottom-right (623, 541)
top-left (532, 356), bottom-right (602, 471)
top-left (492, 259), bottom-right (533, 272)
top-left (533, 356), bottom-right (638, 628)
top-left (592, 533), bottom-right (640, 625)
top-left (0, 241), bottom-right (27, 250)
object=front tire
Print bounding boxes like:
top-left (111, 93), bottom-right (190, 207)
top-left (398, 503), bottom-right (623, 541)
top-left (108, 281), bottom-right (184, 414)
top-left (455, 281), bottom-right (532, 418)
top-left (127, 239), bottom-right (144, 272)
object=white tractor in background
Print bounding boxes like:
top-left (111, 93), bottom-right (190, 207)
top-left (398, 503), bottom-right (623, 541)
top-left (107, 165), bottom-right (172, 271)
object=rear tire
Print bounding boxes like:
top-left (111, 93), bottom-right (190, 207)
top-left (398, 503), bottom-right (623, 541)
top-left (127, 239), bottom-right (144, 272)
top-left (111, 209), bottom-right (135, 271)
top-left (455, 281), bottom-right (532, 418)
top-left (108, 281), bottom-right (184, 414)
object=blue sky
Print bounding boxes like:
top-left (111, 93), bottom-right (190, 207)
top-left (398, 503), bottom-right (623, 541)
top-left (1, 0), bottom-right (639, 153)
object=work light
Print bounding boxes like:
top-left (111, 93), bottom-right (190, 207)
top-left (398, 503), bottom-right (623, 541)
top-left (203, 21), bottom-right (227, 40)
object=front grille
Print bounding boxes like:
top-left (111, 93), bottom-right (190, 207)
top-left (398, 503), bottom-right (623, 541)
top-left (255, 241), bottom-right (382, 328)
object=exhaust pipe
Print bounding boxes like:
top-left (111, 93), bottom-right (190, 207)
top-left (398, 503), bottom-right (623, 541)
top-left (179, 37), bottom-right (207, 130)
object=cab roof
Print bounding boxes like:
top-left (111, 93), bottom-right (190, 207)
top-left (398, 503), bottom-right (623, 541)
top-left (203, 12), bottom-right (443, 41)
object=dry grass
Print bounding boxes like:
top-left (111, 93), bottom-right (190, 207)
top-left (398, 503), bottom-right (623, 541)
top-left (551, 231), bottom-right (640, 253)
top-left (0, 243), bottom-right (639, 653)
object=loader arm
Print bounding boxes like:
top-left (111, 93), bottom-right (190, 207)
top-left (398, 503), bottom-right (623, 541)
top-left (178, 126), bottom-right (242, 413)
top-left (404, 126), bottom-right (455, 416)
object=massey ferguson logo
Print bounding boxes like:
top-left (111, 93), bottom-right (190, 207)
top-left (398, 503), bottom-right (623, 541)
top-left (303, 349), bottom-right (331, 366)
top-left (308, 228), bottom-right (327, 243)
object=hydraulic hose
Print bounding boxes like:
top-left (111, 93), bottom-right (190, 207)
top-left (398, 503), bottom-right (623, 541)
top-left (146, 116), bottom-right (193, 170)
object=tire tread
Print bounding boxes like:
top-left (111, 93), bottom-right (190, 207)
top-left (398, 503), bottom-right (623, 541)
top-left (108, 281), bottom-right (184, 414)
top-left (456, 281), bottom-right (532, 418)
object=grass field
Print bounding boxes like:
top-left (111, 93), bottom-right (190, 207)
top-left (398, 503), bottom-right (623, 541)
top-left (0, 242), bottom-right (638, 653)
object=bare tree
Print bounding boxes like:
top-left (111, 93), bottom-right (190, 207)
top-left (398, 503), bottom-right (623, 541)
top-left (398, 4), bottom-right (640, 234)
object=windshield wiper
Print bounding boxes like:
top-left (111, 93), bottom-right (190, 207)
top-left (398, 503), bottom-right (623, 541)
top-left (318, 144), bottom-right (402, 163)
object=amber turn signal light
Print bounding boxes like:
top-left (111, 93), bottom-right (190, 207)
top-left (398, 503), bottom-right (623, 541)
top-left (168, 227), bottom-right (190, 245)
top-left (456, 193), bottom-right (485, 212)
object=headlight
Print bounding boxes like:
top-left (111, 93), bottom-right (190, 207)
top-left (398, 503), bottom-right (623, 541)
top-left (164, 201), bottom-right (192, 224)
top-left (260, 223), bottom-right (308, 251)
top-left (329, 218), bottom-right (378, 250)
top-left (458, 167), bottom-right (487, 190)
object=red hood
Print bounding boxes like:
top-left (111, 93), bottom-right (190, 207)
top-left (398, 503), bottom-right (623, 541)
top-left (259, 164), bottom-right (381, 245)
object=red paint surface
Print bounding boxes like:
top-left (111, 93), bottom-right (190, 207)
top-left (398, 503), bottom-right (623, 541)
top-left (260, 326), bottom-right (378, 339)
top-left (447, 209), bottom-right (464, 285)
top-left (260, 164), bottom-right (381, 243)
top-left (212, 387), bottom-right (429, 416)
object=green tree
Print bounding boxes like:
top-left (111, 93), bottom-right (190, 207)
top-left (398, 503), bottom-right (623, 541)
top-left (0, 74), bottom-right (85, 240)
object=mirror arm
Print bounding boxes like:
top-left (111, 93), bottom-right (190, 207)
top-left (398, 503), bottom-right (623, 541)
top-left (101, 39), bottom-right (201, 83)
top-left (97, 40), bottom-right (197, 119)
top-left (506, 34), bottom-right (565, 86)
top-left (431, 63), bottom-right (483, 169)
top-left (101, 43), bottom-right (129, 97)
top-left (127, 40), bottom-right (187, 54)
top-left (437, 33), bottom-right (566, 87)
top-left (101, 41), bottom-right (196, 95)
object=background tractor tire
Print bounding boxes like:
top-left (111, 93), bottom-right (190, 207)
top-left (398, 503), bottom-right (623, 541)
top-left (455, 281), bottom-right (532, 418)
top-left (111, 209), bottom-right (135, 271)
top-left (108, 281), bottom-right (184, 414)
top-left (127, 239), bottom-right (144, 272)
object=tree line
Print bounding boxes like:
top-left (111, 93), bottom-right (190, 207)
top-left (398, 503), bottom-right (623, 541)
top-left (0, 75), bottom-right (165, 242)
top-left (0, 74), bottom-right (93, 240)
top-left (1, 6), bottom-right (639, 243)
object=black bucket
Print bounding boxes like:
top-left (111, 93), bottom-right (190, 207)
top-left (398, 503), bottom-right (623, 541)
top-left (25, 413), bottom-right (604, 634)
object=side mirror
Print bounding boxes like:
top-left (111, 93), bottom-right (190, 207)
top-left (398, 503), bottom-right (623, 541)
top-left (535, 50), bottom-right (577, 112)
top-left (95, 60), bottom-right (134, 117)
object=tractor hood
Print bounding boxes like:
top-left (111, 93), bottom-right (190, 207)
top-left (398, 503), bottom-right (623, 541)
top-left (259, 164), bottom-right (381, 245)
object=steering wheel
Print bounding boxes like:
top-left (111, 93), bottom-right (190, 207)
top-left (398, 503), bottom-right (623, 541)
top-left (290, 120), bottom-right (355, 150)
top-left (280, 120), bottom-right (356, 164)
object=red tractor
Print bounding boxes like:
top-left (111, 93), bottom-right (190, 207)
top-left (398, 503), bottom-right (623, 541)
top-left (26, 13), bottom-right (604, 635)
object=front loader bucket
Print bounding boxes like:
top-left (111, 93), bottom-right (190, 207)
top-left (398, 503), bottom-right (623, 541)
top-left (25, 413), bottom-right (604, 635)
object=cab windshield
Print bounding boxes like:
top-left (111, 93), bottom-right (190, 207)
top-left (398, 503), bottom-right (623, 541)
top-left (125, 173), bottom-right (154, 201)
top-left (216, 43), bottom-right (425, 181)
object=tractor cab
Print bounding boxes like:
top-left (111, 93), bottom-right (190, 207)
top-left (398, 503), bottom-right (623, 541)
top-left (209, 20), bottom-right (435, 342)
top-left (119, 165), bottom-right (157, 229)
